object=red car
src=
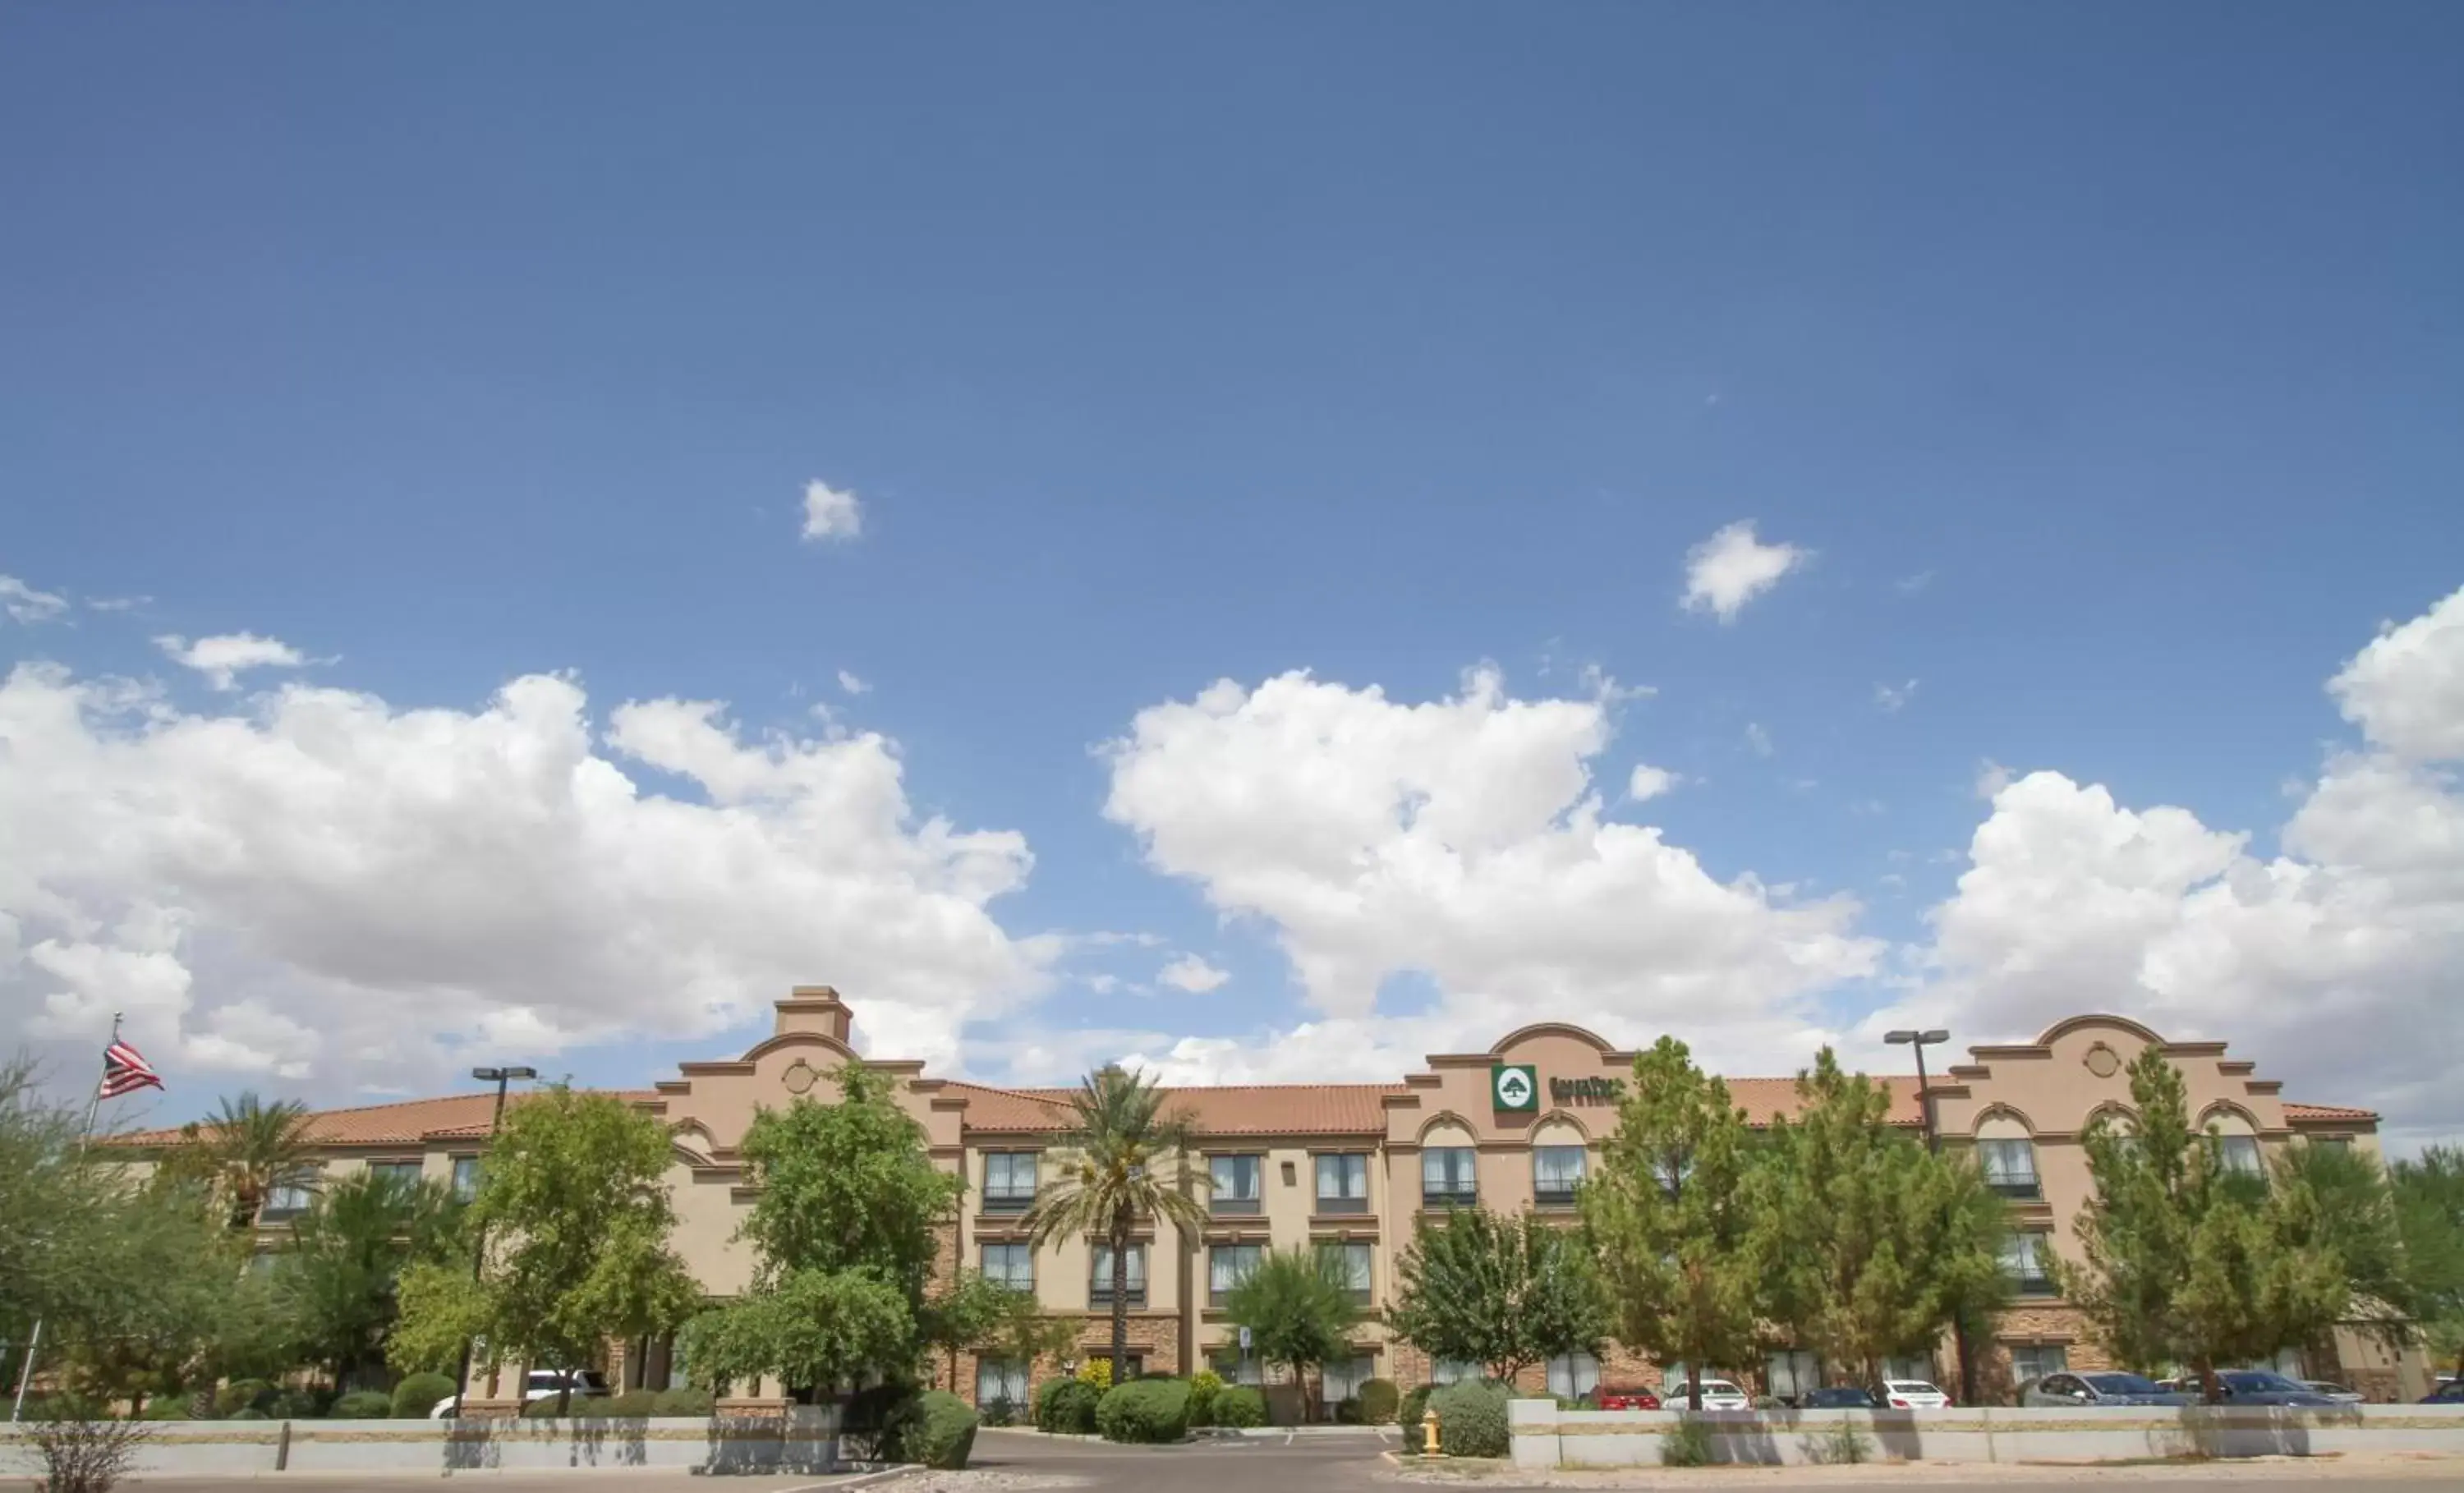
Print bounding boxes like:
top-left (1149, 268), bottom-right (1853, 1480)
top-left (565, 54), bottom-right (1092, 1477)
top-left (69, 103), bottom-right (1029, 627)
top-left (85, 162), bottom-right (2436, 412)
top-left (1591, 1385), bottom-right (1663, 1410)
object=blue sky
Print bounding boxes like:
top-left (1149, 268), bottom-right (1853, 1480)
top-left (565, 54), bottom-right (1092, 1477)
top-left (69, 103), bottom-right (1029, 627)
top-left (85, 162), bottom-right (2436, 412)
top-left (4, 4), bottom-right (2461, 1143)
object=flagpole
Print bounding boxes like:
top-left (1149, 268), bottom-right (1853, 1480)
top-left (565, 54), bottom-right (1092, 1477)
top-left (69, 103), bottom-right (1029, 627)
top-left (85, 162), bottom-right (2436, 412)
top-left (11, 1013), bottom-right (122, 1423)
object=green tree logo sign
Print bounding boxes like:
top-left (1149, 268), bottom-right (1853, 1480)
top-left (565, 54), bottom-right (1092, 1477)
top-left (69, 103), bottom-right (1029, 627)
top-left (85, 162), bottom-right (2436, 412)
top-left (1492, 1065), bottom-right (1538, 1112)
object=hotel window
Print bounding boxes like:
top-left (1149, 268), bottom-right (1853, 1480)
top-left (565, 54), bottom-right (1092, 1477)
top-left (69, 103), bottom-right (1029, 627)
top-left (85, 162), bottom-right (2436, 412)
top-left (2208, 1114), bottom-right (2264, 1180)
top-left (1975, 1115), bottom-right (2040, 1199)
top-left (1211, 1350), bottom-right (1263, 1386)
top-left (2001, 1232), bottom-right (2054, 1296)
top-left (1432, 1358), bottom-right (1480, 1386)
top-left (983, 1151), bottom-right (1037, 1212)
top-left (1090, 1244), bottom-right (1147, 1307)
top-left (1318, 1240), bottom-right (1373, 1303)
top-left (1546, 1351), bottom-right (1601, 1401)
top-left (260, 1179), bottom-right (315, 1222)
top-left (1533, 1146), bottom-right (1587, 1207)
top-left (977, 1357), bottom-right (1030, 1413)
top-left (1211, 1155), bottom-right (1262, 1215)
top-left (2009, 1344), bottom-right (2068, 1383)
top-left (1766, 1349), bottom-right (1819, 1403)
top-left (1323, 1354), bottom-right (1377, 1405)
top-left (365, 1160), bottom-right (425, 1189)
top-left (1210, 1243), bottom-right (1262, 1304)
top-left (981, 1242), bottom-right (1035, 1292)
top-left (450, 1155), bottom-right (482, 1201)
top-left (1422, 1146), bottom-right (1478, 1209)
top-left (1314, 1153), bottom-right (1369, 1214)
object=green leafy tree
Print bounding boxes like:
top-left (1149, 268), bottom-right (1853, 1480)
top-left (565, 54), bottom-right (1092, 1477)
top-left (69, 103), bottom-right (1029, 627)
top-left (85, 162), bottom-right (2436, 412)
top-left (279, 1169), bottom-right (465, 1387)
top-left (1753, 1050), bottom-right (2009, 1390)
top-left (918, 1272), bottom-right (1031, 1392)
top-left (2053, 1046), bottom-right (2350, 1402)
top-left (2393, 1146), bottom-right (2464, 1381)
top-left (1221, 1247), bottom-right (1361, 1422)
top-left (1580, 1036), bottom-right (1762, 1410)
top-left (673, 1063), bottom-right (965, 1400)
top-left (390, 1086), bottom-right (699, 1412)
top-left (2270, 1140), bottom-right (2416, 1363)
top-left (1388, 1205), bottom-right (1607, 1383)
top-left (1023, 1066), bottom-right (1209, 1373)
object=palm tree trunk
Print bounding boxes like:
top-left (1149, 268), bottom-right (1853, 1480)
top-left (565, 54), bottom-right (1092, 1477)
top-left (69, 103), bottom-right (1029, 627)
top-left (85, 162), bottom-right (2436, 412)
top-left (1110, 1210), bottom-right (1131, 1378)
top-left (1687, 1362), bottom-right (1703, 1412)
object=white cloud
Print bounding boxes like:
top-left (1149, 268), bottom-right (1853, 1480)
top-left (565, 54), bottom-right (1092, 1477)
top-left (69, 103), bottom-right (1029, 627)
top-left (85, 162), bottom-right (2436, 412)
top-left (1745, 722), bottom-right (1774, 757)
top-left (1895, 572), bottom-right (1935, 596)
top-left (800, 480), bottom-right (863, 543)
top-left (154, 633), bottom-right (310, 691)
top-left (837, 670), bottom-right (871, 696)
top-left (1974, 760), bottom-right (2014, 799)
top-left (85, 595), bottom-right (150, 613)
top-left (2, 576), bottom-right (69, 625)
top-left (1873, 679), bottom-right (1919, 713)
top-left (1101, 666), bottom-right (1881, 1081)
top-left (1680, 521), bottom-right (1809, 622)
top-left (0, 661), bottom-right (1046, 1096)
top-left (1156, 955), bottom-right (1230, 994)
top-left (1878, 581), bottom-right (2464, 1144)
top-left (1627, 765), bottom-right (1678, 802)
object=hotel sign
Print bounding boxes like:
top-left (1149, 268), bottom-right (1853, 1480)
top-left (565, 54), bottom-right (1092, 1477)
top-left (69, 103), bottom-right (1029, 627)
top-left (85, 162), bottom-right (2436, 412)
top-left (1550, 1076), bottom-right (1628, 1105)
top-left (1490, 1064), bottom-right (1538, 1112)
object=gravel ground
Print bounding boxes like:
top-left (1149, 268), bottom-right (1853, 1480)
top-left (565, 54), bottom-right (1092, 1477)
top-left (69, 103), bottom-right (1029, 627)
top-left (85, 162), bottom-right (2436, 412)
top-left (883, 1471), bottom-right (1092, 1493)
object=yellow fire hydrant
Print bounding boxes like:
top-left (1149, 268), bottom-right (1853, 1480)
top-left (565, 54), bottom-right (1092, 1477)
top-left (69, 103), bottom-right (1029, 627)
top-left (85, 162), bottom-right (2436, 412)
top-left (1423, 1406), bottom-right (1442, 1457)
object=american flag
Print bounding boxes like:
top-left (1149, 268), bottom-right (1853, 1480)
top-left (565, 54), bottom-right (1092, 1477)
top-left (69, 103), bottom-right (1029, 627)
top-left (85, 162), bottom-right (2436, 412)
top-left (99, 1039), bottom-right (163, 1099)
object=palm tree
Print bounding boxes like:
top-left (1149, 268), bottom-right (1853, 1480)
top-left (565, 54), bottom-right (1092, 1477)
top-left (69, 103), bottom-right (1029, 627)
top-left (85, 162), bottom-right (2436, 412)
top-left (201, 1092), bottom-right (319, 1230)
top-left (1023, 1067), bottom-right (1211, 1376)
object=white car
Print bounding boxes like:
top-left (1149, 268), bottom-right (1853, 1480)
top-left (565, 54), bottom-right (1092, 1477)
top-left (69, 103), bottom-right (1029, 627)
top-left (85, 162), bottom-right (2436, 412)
top-left (1664, 1379), bottom-right (1751, 1410)
top-left (431, 1370), bottom-right (611, 1418)
top-left (2303, 1380), bottom-right (2365, 1405)
top-left (1881, 1379), bottom-right (1951, 1408)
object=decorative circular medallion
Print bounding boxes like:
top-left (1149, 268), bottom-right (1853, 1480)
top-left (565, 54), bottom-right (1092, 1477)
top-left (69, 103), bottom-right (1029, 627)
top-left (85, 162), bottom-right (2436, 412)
top-left (782, 1058), bottom-right (821, 1095)
top-left (2083, 1042), bottom-right (2121, 1078)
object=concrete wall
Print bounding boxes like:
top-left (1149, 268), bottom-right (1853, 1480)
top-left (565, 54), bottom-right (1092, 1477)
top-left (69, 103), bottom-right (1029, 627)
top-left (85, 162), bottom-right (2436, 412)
top-left (0, 1412), bottom-right (845, 1479)
top-left (1506, 1399), bottom-right (2464, 1468)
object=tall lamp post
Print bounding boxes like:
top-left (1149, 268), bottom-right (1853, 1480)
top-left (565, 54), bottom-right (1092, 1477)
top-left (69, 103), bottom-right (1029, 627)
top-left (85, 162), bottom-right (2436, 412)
top-left (1886, 1028), bottom-right (1979, 1408)
top-left (448, 1064), bottom-right (536, 1418)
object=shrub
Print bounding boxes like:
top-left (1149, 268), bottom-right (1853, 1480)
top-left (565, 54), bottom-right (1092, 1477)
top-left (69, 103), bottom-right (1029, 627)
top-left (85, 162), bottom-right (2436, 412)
top-left (333, 1390), bottom-right (393, 1420)
top-left (226, 1408), bottom-right (267, 1422)
top-left (841, 1382), bottom-right (922, 1461)
top-left (1431, 1380), bottom-right (1510, 1459)
top-left (598, 1390), bottom-right (660, 1417)
top-left (979, 1395), bottom-right (1018, 1428)
top-left (264, 1387), bottom-right (327, 1420)
top-left (1356, 1377), bottom-right (1400, 1426)
top-left (1399, 1384), bottom-right (1434, 1442)
top-left (1075, 1358), bottom-right (1114, 1391)
top-left (1185, 1369), bottom-right (1223, 1427)
top-left (651, 1387), bottom-right (715, 1417)
top-left (25, 1401), bottom-right (152, 1493)
top-left (214, 1380), bottom-right (274, 1418)
top-left (1211, 1385), bottom-right (1266, 1429)
top-left (1660, 1415), bottom-right (1715, 1468)
top-left (1034, 1377), bottom-right (1100, 1435)
top-left (910, 1390), bottom-right (978, 1468)
top-left (391, 1372), bottom-right (456, 1419)
top-left (1096, 1379), bottom-right (1190, 1444)
top-left (140, 1399), bottom-right (192, 1422)
top-left (1811, 1420), bottom-right (1871, 1466)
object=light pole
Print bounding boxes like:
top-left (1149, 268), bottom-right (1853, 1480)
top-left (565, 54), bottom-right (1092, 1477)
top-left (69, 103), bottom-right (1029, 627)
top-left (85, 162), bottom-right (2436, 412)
top-left (1886, 1028), bottom-right (1979, 1408)
top-left (448, 1064), bottom-right (536, 1418)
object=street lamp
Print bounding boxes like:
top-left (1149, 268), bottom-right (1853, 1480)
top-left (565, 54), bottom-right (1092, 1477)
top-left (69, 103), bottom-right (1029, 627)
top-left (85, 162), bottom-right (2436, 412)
top-left (1883, 1029), bottom-right (1978, 1408)
top-left (449, 1065), bottom-right (537, 1418)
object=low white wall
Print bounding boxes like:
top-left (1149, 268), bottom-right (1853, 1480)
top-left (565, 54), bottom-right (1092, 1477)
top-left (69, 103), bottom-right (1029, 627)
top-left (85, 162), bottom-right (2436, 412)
top-left (0, 1410), bottom-right (845, 1478)
top-left (1508, 1400), bottom-right (2464, 1469)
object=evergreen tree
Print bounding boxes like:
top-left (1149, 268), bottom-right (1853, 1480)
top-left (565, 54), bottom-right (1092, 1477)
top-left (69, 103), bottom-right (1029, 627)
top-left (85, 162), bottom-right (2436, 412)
top-left (1221, 1247), bottom-right (1361, 1421)
top-left (279, 1169), bottom-right (464, 1387)
top-left (1388, 1205), bottom-right (1606, 1383)
top-left (2393, 1146), bottom-right (2464, 1382)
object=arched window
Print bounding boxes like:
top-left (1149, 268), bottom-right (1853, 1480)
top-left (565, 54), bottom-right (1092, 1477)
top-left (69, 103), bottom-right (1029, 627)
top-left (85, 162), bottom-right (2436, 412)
top-left (1421, 1121), bottom-right (1479, 1209)
top-left (2204, 1109), bottom-right (2264, 1179)
top-left (1532, 1118), bottom-right (1588, 1208)
top-left (1974, 1113), bottom-right (2041, 1199)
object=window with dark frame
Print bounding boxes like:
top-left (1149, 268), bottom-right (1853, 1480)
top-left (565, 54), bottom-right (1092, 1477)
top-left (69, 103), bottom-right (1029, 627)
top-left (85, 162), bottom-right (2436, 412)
top-left (1422, 1146), bottom-right (1477, 1208)
top-left (1313, 1152), bottom-right (1369, 1213)
top-left (1211, 1154), bottom-right (1262, 1214)
top-left (983, 1151), bottom-right (1037, 1211)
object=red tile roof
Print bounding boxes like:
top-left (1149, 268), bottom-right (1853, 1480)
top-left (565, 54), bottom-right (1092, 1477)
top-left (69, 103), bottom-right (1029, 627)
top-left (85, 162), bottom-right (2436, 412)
top-left (2283, 1101), bottom-right (2378, 1123)
top-left (112, 1089), bottom-right (661, 1149)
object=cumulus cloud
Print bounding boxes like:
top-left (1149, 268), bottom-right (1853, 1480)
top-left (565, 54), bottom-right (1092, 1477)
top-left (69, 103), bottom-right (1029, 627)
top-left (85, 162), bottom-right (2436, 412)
top-left (1681, 521), bottom-right (1809, 622)
top-left (1627, 765), bottom-right (1678, 802)
top-left (1873, 679), bottom-right (1919, 713)
top-left (801, 480), bottom-right (863, 542)
top-left (837, 670), bottom-right (871, 696)
top-left (1101, 666), bottom-right (1881, 1081)
top-left (0, 662), bottom-right (1046, 1096)
top-left (2, 575), bottom-right (70, 625)
top-left (154, 632), bottom-right (310, 690)
top-left (1156, 955), bottom-right (1230, 994)
top-left (1745, 722), bottom-right (1774, 758)
top-left (1876, 581), bottom-right (2464, 1144)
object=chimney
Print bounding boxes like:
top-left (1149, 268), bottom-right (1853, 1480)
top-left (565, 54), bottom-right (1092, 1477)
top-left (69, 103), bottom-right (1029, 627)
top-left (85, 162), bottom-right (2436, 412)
top-left (773, 985), bottom-right (853, 1044)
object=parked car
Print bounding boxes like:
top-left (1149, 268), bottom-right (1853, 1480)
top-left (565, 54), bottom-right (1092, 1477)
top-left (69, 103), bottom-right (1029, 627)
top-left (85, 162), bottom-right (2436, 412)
top-left (2420, 1380), bottom-right (2464, 1404)
top-left (1664, 1379), bottom-right (1751, 1410)
top-left (2021, 1371), bottom-right (2190, 1408)
top-left (2302, 1381), bottom-right (2364, 1405)
top-left (1880, 1379), bottom-right (1951, 1409)
top-left (2209, 1371), bottom-right (2339, 1407)
top-left (1800, 1386), bottom-right (1878, 1409)
top-left (430, 1369), bottom-right (611, 1418)
top-left (1588, 1385), bottom-right (1662, 1410)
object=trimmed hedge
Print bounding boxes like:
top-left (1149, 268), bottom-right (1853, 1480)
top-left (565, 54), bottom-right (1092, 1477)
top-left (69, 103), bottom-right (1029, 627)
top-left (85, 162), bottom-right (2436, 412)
top-left (652, 1387), bottom-right (715, 1417)
top-left (392, 1372), bottom-right (457, 1419)
top-left (521, 1394), bottom-right (609, 1419)
top-left (596, 1390), bottom-right (661, 1417)
top-left (910, 1390), bottom-right (977, 1468)
top-left (333, 1390), bottom-right (394, 1420)
top-left (216, 1380), bottom-right (274, 1418)
top-left (141, 1398), bottom-right (194, 1421)
top-left (1398, 1385), bottom-right (1434, 1440)
top-left (1430, 1380), bottom-right (1510, 1459)
top-left (1210, 1385), bottom-right (1266, 1428)
top-left (1034, 1377), bottom-right (1099, 1435)
top-left (1095, 1379), bottom-right (1188, 1444)
top-left (267, 1387), bottom-right (328, 1420)
top-left (842, 1382), bottom-right (922, 1461)
top-left (1356, 1378), bottom-right (1400, 1426)
top-left (1185, 1370), bottom-right (1222, 1427)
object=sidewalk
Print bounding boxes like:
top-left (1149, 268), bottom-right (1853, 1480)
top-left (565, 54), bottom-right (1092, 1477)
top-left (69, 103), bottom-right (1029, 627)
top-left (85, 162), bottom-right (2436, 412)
top-left (1381, 1452), bottom-right (2464, 1487)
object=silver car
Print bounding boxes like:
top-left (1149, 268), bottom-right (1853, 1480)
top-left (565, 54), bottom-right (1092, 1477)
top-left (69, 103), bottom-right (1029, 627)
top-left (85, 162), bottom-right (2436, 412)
top-left (2021, 1371), bottom-right (2190, 1408)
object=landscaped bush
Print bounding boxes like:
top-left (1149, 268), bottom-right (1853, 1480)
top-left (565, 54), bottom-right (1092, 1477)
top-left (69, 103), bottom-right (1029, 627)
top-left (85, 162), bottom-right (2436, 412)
top-left (1095, 1379), bottom-right (1189, 1444)
top-left (979, 1394), bottom-right (1018, 1428)
top-left (1355, 1378), bottom-right (1400, 1426)
top-left (1430, 1380), bottom-right (1510, 1459)
top-left (1399, 1385), bottom-right (1434, 1441)
top-left (391, 1372), bottom-right (456, 1419)
top-left (1210, 1385), bottom-right (1266, 1429)
top-left (214, 1380), bottom-right (273, 1418)
top-left (1034, 1376), bottom-right (1100, 1435)
top-left (1333, 1397), bottom-right (1362, 1424)
top-left (140, 1398), bottom-right (193, 1421)
top-left (841, 1382), bottom-right (922, 1460)
top-left (24, 1398), bottom-right (151, 1493)
top-left (225, 1408), bottom-right (267, 1422)
top-left (909, 1390), bottom-right (978, 1468)
top-left (332, 1390), bottom-right (394, 1420)
top-left (597, 1390), bottom-right (660, 1417)
top-left (1659, 1415), bottom-right (1714, 1468)
top-left (1185, 1370), bottom-right (1222, 1427)
top-left (651, 1387), bottom-right (715, 1417)
top-left (264, 1387), bottom-right (327, 1420)
top-left (1074, 1357), bottom-right (1113, 1391)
